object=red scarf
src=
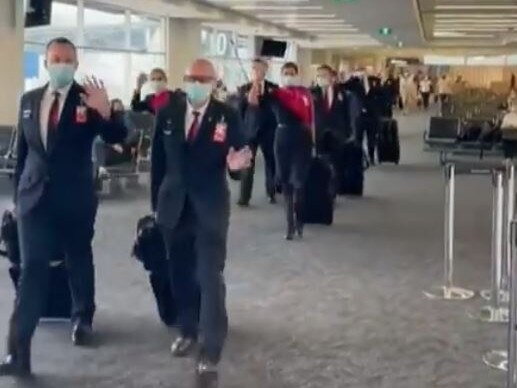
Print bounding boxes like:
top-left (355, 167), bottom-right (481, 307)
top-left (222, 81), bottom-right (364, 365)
top-left (150, 90), bottom-right (170, 113)
top-left (274, 86), bottom-right (313, 127)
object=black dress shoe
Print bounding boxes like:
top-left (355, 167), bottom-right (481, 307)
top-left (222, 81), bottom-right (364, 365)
top-left (72, 322), bottom-right (93, 346)
top-left (269, 196), bottom-right (277, 204)
top-left (285, 231), bottom-right (294, 241)
top-left (171, 337), bottom-right (197, 357)
top-left (296, 223), bottom-right (304, 238)
top-left (196, 358), bottom-right (218, 376)
top-left (0, 354), bottom-right (31, 378)
top-left (237, 200), bottom-right (249, 208)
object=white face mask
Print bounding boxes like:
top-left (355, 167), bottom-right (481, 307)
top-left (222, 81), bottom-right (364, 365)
top-left (316, 76), bottom-right (330, 88)
top-left (281, 75), bottom-right (299, 87)
top-left (150, 80), bottom-right (167, 93)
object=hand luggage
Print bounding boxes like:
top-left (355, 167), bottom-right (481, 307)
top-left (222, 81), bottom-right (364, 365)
top-left (9, 262), bottom-right (72, 320)
top-left (378, 118), bottom-right (401, 164)
top-left (339, 144), bottom-right (365, 196)
top-left (0, 210), bottom-right (72, 320)
top-left (300, 156), bottom-right (335, 225)
top-left (132, 215), bottom-right (176, 327)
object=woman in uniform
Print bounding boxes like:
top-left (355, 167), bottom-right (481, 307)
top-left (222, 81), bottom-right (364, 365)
top-left (247, 62), bottom-right (314, 240)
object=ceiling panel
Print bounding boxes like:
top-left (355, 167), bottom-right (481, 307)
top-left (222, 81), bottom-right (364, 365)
top-left (197, 0), bottom-right (419, 48)
top-left (417, 0), bottom-right (517, 47)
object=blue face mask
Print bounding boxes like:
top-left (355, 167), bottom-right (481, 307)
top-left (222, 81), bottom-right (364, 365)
top-left (184, 82), bottom-right (213, 105)
top-left (47, 63), bottom-right (76, 89)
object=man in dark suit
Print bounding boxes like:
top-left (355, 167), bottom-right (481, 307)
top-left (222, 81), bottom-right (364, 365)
top-left (151, 59), bottom-right (251, 378)
top-left (237, 58), bottom-right (278, 206)
top-left (0, 37), bottom-right (127, 378)
top-left (312, 65), bottom-right (359, 174)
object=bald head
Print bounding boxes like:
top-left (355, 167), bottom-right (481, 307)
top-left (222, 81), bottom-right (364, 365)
top-left (184, 58), bottom-right (218, 107)
top-left (185, 58), bottom-right (217, 81)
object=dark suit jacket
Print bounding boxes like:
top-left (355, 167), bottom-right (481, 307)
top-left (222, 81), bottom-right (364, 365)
top-left (131, 91), bottom-right (154, 113)
top-left (238, 80), bottom-right (278, 140)
top-left (151, 93), bottom-right (246, 231)
top-left (312, 85), bottom-right (361, 143)
top-left (15, 82), bottom-right (127, 217)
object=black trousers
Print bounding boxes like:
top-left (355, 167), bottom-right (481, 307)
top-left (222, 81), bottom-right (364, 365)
top-left (161, 200), bottom-right (228, 363)
top-left (238, 127), bottom-right (276, 204)
top-left (421, 92), bottom-right (430, 109)
top-left (362, 116), bottom-right (380, 162)
top-left (9, 192), bottom-right (97, 346)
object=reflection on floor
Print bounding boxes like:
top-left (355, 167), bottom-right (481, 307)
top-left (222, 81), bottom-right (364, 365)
top-left (0, 110), bottom-right (505, 387)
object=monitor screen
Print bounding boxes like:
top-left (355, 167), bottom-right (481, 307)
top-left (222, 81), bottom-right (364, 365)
top-left (260, 39), bottom-right (287, 58)
top-left (25, 0), bottom-right (52, 28)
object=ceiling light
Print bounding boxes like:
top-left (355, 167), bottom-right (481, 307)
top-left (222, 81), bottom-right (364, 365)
top-left (435, 19), bottom-right (517, 24)
top-left (435, 34), bottom-right (495, 38)
top-left (435, 27), bottom-right (509, 32)
top-left (434, 31), bottom-right (467, 37)
top-left (257, 13), bottom-right (337, 18)
top-left (435, 5), bottom-right (517, 10)
top-left (211, 0), bottom-right (309, 2)
top-left (435, 14), bottom-right (517, 18)
top-left (233, 5), bottom-right (323, 10)
top-left (302, 27), bottom-right (359, 31)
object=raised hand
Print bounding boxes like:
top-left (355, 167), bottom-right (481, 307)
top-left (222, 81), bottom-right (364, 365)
top-left (227, 146), bottom-right (253, 171)
top-left (136, 73), bottom-right (148, 91)
top-left (81, 76), bottom-right (111, 119)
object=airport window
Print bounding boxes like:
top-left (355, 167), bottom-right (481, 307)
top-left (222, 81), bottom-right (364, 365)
top-left (23, 0), bottom-right (166, 104)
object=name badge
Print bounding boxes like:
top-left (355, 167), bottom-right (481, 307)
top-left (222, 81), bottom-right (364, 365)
top-left (213, 120), bottom-right (227, 143)
top-left (23, 109), bottom-right (32, 119)
top-left (76, 106), bottom-right (87, 124)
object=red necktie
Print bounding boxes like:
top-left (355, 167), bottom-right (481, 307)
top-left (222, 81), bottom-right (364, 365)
top-left (48, 91), bottom-right (60, 133)
top-left (187, 111), bottom-right (200, 142)
top-left (47, 91), bottom-right (60, 150)
top-left (325, 88), bottom-right (331, 111)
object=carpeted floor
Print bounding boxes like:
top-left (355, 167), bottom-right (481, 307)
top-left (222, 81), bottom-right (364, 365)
top-left (0, 109), bottom-right (506, 387)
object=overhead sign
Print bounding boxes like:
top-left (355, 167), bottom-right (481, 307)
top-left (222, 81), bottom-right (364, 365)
top-left (378, 27), bottom-right (392, 36)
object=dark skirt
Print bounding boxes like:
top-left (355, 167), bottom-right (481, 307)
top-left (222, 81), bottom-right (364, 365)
top-left (274, 124), bottom-right (313, 189)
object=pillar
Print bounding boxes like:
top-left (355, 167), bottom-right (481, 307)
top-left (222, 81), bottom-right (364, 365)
top-left (166, 18), bottom-right (202, 89)
top-left (297, 47), bottom-right (314, 87)
top-left (0, 0), bottom-right (24, 126)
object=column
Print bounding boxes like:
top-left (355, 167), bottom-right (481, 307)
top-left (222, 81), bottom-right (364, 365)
top-left (166, 18), bottom-right (202, 89)
top-left (297, 47), bottom-right (314, 87)
top-left (0, 0), bottom-right (24, 126)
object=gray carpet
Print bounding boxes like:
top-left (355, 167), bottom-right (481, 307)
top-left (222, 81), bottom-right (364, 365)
top-left (0, 110), bottom-right (506, 387)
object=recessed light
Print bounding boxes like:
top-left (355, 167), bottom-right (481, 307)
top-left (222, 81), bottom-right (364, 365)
top-left (257, 13), bottom-right (337, 18)
top-left (436, 5), bottom-right (517, 10)
top-left (233, 5), bottom-right (323, 10)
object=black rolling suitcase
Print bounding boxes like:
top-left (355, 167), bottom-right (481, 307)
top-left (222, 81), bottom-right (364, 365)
top-left (132, 215), bottom-right (176, 327)
top-left (378, 118), bottom-right (400, 164)
top-left (339, 144), bottom-right (365, 196)
top-left (0, 210), bottom-right (72, 320)
top-left (300, 156), bottom-right (335, 225)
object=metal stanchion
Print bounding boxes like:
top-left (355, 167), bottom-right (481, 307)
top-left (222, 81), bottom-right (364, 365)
top-left (508, 220), bottom-right (517, 387)
top-left (470, 169), bottom-right (508, 322)
top-left (482, 162), bottom-right (514, 303)
top-left (424, 163), bottom-right (475, 300)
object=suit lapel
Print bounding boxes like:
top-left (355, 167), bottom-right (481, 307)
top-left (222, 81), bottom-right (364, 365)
top-left (176, 95), bottom-right (187, 142)
top-left (32, 86), bottom-right (47, 156)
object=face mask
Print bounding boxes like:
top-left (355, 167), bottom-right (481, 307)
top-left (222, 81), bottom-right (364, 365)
top-left (316, 76), bottom-right (330, 88)
top-left (184, 81), bottom-right (213, 105)
top-left (281, 75), bottom-right (299, 87)
top-left (150, 80), bottom-right (167, 93)
top-left (47, 63), bottom-right (75, 89)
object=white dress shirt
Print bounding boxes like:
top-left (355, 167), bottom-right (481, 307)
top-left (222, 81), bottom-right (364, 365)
top-left (39, 82), bottom-right (73, 149)
top-left (420, 79), bottom-right (432, 93)
top-left (325, 86), bottom-right (334, 109)
top-left (185, 99), bottom-right (210, 138)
